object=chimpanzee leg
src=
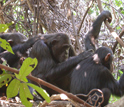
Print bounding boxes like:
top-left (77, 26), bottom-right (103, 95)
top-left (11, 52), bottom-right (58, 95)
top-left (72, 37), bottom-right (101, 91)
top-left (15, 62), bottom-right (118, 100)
top-left (101, 88), bottom-right (111, 107)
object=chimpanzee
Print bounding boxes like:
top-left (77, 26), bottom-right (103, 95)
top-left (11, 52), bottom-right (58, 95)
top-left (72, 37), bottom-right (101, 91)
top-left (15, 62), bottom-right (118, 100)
top-left (0, 32), bottom-right (28, 53)
top-left (0, 36), bottom-right (39, 96)
top-left (70, 46), bottom-right (124, 106)
top-left (85, 10), bottom-right (112, 51)
top-left (29, 33), bottom-right (93, 96)
top-left (0, 36), bottom-right (39, 70)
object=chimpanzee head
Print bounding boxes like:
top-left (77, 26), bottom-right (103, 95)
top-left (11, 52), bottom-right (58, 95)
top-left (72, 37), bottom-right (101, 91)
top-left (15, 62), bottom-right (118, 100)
top-left (5, 33), bottom-right (28, 46)
top-left (45, 33), bottom-right (71, 63)
top-left (92, 46), bottom-right (113, 72)
top-left (0, 33), bottom-right (28, 53)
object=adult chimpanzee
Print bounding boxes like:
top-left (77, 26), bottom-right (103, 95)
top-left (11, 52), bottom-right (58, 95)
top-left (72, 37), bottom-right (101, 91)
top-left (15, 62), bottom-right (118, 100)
top-left (0, 36), bottom-right (39, 96)
top-left (0, 36), bottom-right (39, 70)
top-left (29, 33), bottom-right (93, 96)
top-left (70, 46), bottom-right (124, 106)
top-left (0, 32), bottom-right (28, 53)
top-left (85, 10), bottom-right (112, 51)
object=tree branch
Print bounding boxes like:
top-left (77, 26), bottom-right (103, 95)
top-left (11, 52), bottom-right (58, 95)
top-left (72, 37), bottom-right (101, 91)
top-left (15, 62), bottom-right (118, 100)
top-left (0, 64), bottom-right (92, 107)
top-left (112, 27), bottom-right (124, 53)
top-left (77, 0), bottom-right (95, 35)
top-left (97, 0), bottom-right (124, 48)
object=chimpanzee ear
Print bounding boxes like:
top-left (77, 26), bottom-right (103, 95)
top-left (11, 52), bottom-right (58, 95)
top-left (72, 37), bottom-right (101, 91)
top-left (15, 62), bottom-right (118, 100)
top-left (105, 53), bottom-right (111, 62)
top-left (51, 39), bottom-right (58, 46)
top-left (7, 39), bottom-right (14, 46)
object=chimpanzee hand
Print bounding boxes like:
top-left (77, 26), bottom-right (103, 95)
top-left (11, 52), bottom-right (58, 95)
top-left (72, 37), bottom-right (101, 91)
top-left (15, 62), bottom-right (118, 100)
top-left (101, 10), bottom-right (112, 23)
top-left (78, 49), bottom-right (94, 60)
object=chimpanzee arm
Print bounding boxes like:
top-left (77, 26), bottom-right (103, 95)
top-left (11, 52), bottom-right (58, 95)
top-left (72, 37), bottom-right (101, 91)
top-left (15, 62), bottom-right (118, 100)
top-left (91, 11), bottom-right (112, 38)
top-left (100, 68), bottom-right (124, 96)
top-left (119, 73), bottom-right (124, 94)
top-left (45, 51), bottom-right (93, 81)
top-left (85, 11), bottom-right (112, 51)
top-left (69, 45), bottom-right (76, 56)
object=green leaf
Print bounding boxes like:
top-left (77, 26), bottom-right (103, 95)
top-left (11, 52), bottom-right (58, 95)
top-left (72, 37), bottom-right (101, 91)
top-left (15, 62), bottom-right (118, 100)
top-left (17, 57), bottom-right (38, 81)
top-left (121, 10), bottom-right (124, 15)
top-left (109, 94), bottom-right (120, 103)
top-left (0, 24), bottom-right (8, 33)
top-left (119, 70), bottom-right (123, 75)
top-left (0, 74), bottom-right (12, 88)
top-left (15, 73), bottom-right (28, 82)
top-left (0, 38), bottom-right (14, 54)
top-left (73, 11), bottom-right (76, 16)
top-left (27, 83), bottom-right (50, 103)
top-left (19, 83), bottom-right (33, 107)
top-left (15, 23), bottom-right (19, 31)
top-left (116, 26), bottom-right (121, 30)
top-left (7, 79), bottom-right (20, 98)
top-left (115, 0), bottom-right (122, 6)
top-left (6, 22), bottom-right (14, 27)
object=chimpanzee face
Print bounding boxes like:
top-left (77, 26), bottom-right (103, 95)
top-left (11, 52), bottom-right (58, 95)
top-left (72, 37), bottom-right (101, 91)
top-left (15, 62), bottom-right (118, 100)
top-left (51, 41), bottom-right (70, 63)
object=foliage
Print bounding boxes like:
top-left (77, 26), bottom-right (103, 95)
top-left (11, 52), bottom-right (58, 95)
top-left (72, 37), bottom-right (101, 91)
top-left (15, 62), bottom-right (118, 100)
top-left (0, 58), bottom-right (50, 107)
top-left (0, 23), bottom-right (14, 54)
top-left (109, 94), bottom-right (120, 103)
top-left (0, 38), bottom-right (14, 54)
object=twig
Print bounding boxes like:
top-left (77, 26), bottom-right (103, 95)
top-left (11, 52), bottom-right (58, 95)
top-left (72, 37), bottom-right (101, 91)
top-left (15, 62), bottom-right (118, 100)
top-left (67, 0), bottom-right (82, 52)
top-left (4, 13), bottom-right (31, 37)
top-left (101, 1), bottom-right (124, 18)
top-left (112, 28), bottom-right (124, 53)
top-left (97, 0), bottom-right (124, 48)
top-left (77, 0), bottom-right (95, 35)
top-left (26, 0), bottom-right (34, 14)
top-left (3, 0), bottom-right (16, 9)
top-left (109, 0), bottom-right (117, 19)
top-left (0, 64), bottom-right (92, 107)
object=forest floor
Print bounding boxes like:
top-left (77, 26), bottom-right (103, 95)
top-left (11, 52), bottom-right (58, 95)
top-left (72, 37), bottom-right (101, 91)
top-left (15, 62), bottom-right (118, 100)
top-left (1, 95), bottom-right (124, 107)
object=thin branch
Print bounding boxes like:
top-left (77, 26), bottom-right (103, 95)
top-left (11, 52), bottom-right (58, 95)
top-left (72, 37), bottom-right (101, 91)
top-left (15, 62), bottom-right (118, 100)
top-left (3, 0), bottom-right (16, 9)
top-left (101, 1), bottom-right (124, 18)
top-left (112, 28), bottom-right (124, 53)
top-left (67, 0), bottom-right (82, 52)
top-left (27, 0), bottom-right (34, 14)
top-left (77, 0), bottom-right (95, 35)
top-left (0, 64), bottom-right (92, 107)
top-left (4, 13), bottom-right (31, 37)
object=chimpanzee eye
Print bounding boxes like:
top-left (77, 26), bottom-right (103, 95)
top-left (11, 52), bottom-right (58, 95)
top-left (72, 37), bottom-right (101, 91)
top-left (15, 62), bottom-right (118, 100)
top-left (62, 44), bottom-right (70, 50)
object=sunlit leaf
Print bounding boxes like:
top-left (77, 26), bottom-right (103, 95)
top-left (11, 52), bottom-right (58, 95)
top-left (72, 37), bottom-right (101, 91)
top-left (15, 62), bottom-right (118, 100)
top-left (109, 94), bottom-right (120, 103)
top-left (0, 38), bottom-right (14, 54)
top-left (0, 24), bottom-right (8, 33)
top-left (15, 73), bottom-right (28, 82)
top-left (121, 10), bottom-right (124, 15)
top-left (6, 22), bottom-right (14, 27)
top-left (115, 0), bottom-right (122, 6)
top-left (7, 79), bottom-right (20, 98)
top-left (19, 83), bottom-right (33, 107)
top-left (27, 83), bottom-right (50, 103)
top-left (73, 11), bottom-right (76, 16)
top-left (16, 57), bottom-right (38, 81)
top-left (15, 23), bottom-right (19, 31)
top-left (116, 26), bottom-right (121, 30)
top-left (0, 74), bottom-right (12, 88)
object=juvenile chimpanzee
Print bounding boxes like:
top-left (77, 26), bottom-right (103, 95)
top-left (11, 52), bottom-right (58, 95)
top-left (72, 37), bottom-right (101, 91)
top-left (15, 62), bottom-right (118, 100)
top-left (85, 10), bottom-right (112, 51)
top-left (0, 32), bottom-right (28, 53)
top-left (70, 46), bottom-right (124, 106)
top-left (0, 36), bottom-right (39, 96)
top-left (29, 33), bottom-right (93, 96)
